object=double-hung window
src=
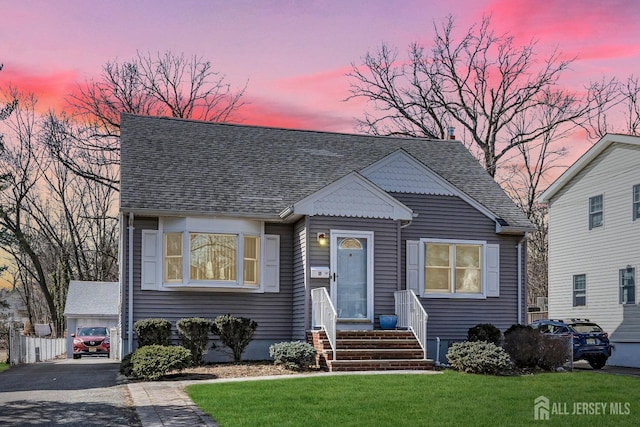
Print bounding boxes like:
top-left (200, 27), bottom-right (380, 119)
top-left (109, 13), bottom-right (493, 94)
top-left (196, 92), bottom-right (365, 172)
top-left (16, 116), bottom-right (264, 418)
top-left (407, 240), bottom-right (499, 298)
top-left (425, 242), bottom-right (482, 294)
top-left (573, 274), bottom-right (586, 307)
top-left (620, 267), bottom-right (636, 304)
top-left (633, 185), bottom-right (640, 221)
top-left (589, 195), bottom-right (603, 229)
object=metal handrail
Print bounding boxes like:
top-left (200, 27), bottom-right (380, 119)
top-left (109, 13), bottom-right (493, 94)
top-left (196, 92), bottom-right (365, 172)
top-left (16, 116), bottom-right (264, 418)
top-left (394, 290), bottom-right (428, 359)
top-left (311, 287), bottom-right (337, 360)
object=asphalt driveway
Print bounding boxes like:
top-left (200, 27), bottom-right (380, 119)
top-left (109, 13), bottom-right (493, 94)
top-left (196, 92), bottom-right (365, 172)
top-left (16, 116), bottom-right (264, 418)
top-left (0, 357), bottom-right (140, 426)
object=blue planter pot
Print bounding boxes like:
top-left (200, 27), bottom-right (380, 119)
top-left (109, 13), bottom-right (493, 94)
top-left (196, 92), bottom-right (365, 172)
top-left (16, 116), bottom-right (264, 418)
top-left (379, 315), bottom-right (398, 330)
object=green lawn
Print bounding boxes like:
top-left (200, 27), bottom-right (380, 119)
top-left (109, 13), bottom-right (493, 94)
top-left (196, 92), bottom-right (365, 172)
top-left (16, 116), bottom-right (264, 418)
top-left (0, 363), bottom-right (9, 373)
top-left (187, 370), bottom-right (640, 427)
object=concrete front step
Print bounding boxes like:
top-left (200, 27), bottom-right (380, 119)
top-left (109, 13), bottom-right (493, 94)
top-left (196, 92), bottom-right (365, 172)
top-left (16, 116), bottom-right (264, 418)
top-left (327, 359), bottom-right (434, 372)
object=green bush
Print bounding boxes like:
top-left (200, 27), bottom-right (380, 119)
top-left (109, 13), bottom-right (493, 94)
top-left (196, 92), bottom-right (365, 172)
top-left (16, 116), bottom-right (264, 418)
top-left (119, 353), bottom-right (134, 377)
top-left (539, 335), bottom-right (571, 371)
top-left (212, 315), bottom-right (258, 363)
top-left (467, 323), bottom-right (502, 345)
top-left (269, 341), bottom-right (316, 371)
top-left (131, 345), bottom-right (192, 381)
top-left (503, 324), bottom-right (542, 368)
top-left (177, 317), bottom-right (213, 366)
top-left (447, 341), bottom-right (512, 375)
top-left (134, 318), bottom-right (172, 347)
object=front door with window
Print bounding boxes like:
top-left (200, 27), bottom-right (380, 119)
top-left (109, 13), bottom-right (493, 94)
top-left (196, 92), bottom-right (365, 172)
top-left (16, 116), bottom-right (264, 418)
top-left (330, 230), bottom-right (374, 322)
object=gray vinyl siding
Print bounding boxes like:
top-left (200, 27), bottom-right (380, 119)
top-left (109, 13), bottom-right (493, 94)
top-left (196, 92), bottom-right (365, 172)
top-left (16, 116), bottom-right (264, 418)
top-left (307, 216), bottom-right (400, 326)
top-left (292, 218), bottom-right (307, 339)
top-left (396, 193), bottom-right (525, 340)
top-left (122, 217), bottom-right (294, 345)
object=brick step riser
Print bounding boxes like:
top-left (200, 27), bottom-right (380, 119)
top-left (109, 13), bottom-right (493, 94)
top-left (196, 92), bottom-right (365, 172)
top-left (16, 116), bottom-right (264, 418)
top-left (333, 352), bottom-right (425, 360)
top-left (328, 361), bottom-right (434, 372)
top-left (337, 341), bottom-right (422, 350)
top-left (336, 333), bottom-right (415, 340)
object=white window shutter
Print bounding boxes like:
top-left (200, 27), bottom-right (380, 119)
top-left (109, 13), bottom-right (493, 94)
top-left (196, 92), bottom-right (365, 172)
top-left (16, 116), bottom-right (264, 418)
top-left (141, 230), bottom-right (159, 290)
top-left (263, 234), bottom-right (280, 293)
top-left (406, 240), bottom-right (420, 294)
top-left (486, 243), bottom-right (500, 297)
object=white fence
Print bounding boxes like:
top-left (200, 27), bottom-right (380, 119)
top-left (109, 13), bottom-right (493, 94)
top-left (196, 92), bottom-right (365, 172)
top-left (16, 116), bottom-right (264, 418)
top-left (8, 328), bottom-right (66, 365)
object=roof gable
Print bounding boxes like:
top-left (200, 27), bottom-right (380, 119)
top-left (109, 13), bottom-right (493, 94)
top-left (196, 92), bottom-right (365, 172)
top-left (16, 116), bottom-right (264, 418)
top-left (540, 134), bottom-right (640, 203)
top-left (292, 172), bottom-right (413, 220)
top-left (360, 149), bottom-right (454, 195)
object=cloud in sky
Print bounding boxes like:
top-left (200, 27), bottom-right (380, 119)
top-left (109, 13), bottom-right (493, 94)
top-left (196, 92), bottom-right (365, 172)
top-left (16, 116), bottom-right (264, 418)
top-left (0, 65), bottom-right (77, 113)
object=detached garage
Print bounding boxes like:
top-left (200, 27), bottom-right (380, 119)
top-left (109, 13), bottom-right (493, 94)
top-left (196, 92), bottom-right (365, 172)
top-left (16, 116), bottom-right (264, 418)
top-left (64, 281), bottom-right (120, 359)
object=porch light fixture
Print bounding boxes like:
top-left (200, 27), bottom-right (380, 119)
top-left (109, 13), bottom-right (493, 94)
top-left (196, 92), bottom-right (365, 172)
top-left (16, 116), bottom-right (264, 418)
top-left (317, 232), bottom-right (328, 246)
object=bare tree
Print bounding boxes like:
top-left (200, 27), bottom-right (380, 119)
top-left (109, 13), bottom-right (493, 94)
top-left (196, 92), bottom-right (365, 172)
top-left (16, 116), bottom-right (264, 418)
top-left (0, 87), bottom-right (119, 335)
top-left (48, 51), bottom-right (247, 190)
top-left (584, 75), bottom-right (640, 139)
top-left (347, 15), bottom-right (614, 178)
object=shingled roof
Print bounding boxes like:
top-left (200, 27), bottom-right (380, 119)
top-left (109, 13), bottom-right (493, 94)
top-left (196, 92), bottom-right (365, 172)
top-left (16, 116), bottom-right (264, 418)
top-left (120, 114), bottom-right (532, 230)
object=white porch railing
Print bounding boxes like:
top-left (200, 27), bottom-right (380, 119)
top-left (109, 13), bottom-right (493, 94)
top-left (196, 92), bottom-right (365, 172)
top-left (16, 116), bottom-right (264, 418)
top-left (395, 290), bottom-right (428, 359)
top-left (311, 287), bottom-right (337, 361)
top-left (9, 328), bottom-right (66, 365)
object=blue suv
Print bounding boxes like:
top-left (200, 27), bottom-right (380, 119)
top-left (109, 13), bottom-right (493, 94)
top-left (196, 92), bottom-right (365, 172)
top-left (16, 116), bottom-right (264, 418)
top-left (529, 319), bottom-right (612, 369)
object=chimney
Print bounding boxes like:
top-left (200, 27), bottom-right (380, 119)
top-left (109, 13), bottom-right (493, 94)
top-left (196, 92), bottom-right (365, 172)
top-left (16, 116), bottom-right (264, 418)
top-left (447, 127), bottom-right (456, 140)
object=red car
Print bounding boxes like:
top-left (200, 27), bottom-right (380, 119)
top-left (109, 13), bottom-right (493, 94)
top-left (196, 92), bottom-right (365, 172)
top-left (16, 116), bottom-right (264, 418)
top-left (72, 326), bottom-right (110, 358)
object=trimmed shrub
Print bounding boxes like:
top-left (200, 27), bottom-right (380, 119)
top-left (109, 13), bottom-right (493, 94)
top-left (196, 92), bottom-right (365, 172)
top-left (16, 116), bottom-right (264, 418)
top-left (269, 341), bottom-right (316, 371)
top-left (212, 315), bottom-right (258, 363)
top-left (467, 323), bottom-right (502, 346)
top-left (134, 318), bottom-right (172, 347)
top-left (446, 341), bottom-right (511, 375)
top-left (503, 324), bottom-right (542, 368)
top-left (177, 317), bottom-right (213, 366)
top-left (131, 345), bottom-right (192, 381)
top-left (119, 352), bottom-right (134, 377)
top-left (539, 335), bottom-right (571, 371)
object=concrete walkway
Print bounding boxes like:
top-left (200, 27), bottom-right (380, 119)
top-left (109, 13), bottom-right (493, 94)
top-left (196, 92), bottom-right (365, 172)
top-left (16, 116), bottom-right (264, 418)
top-left (127, 370), bottom-right (441, 427)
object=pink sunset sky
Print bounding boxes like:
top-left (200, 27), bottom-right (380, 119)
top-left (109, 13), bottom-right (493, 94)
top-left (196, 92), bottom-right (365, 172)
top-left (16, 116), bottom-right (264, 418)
top-left (2, 0), bottom-right (640, 159)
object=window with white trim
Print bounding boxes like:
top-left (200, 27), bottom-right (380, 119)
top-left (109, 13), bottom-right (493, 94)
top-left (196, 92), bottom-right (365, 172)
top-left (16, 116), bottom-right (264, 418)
top-left (620, 267), bottom-right (635, 305)
top-left (425, 242), bottom-right (482, 294)
top-left (589, 194), bottom-right (603, 229)
top-left (141, 217), bottom-right (279, 292)
top-left (573, 274), bottom-right (586, 307)
top-left (633, 184), bottom-right (640, 221)
top-left (405, 239), bottom-right (498, 298)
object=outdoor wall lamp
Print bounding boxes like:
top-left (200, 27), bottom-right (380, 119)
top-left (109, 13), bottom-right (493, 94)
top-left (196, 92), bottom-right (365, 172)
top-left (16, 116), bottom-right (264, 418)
top-left (317, 232), bottom-right (328, 246)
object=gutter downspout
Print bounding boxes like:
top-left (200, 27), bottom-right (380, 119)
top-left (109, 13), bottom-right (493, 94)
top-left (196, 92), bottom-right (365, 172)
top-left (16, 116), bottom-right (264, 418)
top-left (517, 232), bottom-right (528, 324)
top-left (128, 212), bottom-right (134, 353)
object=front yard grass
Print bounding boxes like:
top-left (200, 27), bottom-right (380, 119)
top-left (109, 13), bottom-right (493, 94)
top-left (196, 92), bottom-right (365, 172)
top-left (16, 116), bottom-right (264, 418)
top-left (0, 363), bottom-right (9, 373)
top-left (186, 370), bottom-right (639, 427)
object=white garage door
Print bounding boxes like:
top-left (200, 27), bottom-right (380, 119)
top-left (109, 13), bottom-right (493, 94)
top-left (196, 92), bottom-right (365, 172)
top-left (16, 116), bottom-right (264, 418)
top-left (75, 318), bottom-right (117, 329)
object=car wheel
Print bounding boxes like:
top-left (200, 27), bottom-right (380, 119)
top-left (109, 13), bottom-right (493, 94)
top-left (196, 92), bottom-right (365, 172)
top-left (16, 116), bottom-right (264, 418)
top-left (73, 354), bottom-right (81, 359)
top-left (588, 356), bottom-right (606, 369)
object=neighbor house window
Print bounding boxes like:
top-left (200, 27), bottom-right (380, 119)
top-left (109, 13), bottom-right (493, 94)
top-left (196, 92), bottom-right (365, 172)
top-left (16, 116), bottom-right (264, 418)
top-left (573, 274), bottom-right (586, 307)
top-left (425, 242), bottom-right (482, 294)
top-left (589, 195), bottom-right (603, 229)
top-left (633, 185), bottom-right (640, 221)
top-left (620, 267), bottom-right (636, 304)
top-left (164, 233), bottom-right (183, 282)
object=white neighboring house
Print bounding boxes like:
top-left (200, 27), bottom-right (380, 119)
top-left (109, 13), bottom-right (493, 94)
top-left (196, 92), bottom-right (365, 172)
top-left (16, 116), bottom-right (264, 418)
top-left (539, 134), bottom-right (640, 368)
